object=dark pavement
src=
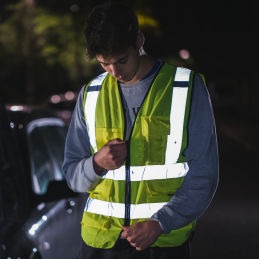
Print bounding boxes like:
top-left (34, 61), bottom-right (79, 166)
top-left (190, 108), bottom-right (259, 259)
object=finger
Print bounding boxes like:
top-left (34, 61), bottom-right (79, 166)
top-left (109, 138), bottom-right (124, 144)
top-left (122, 226), bottom-right (129, 231)
top-left (121, 227), bottom-right (129, 238)
top-left (129, 241), bottom-right (145, 251)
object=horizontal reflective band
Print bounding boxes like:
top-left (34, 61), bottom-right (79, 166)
top-left (103, 162), bottom-right (189, 181)
top-left (85, 198), bottom-right (166, 219)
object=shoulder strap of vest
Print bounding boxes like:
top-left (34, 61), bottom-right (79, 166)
top-left (83, 72), bottom-right (108, 109)
top-left (166, 66), bottom-right (193, 163)
top-left (83, 72), bottom-right (108, 153)
top-left (87, 72), bottom-right (108, 92)
top-left (173, 67), bottom-right (192, 87)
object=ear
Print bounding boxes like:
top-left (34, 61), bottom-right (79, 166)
top-left (136, 31), bottom-right (145, 50)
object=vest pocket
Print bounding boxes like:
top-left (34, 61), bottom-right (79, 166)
top-left (140, 116), bottom-right (170, 164)
top-left (146, 178), bottom-right (184, 201)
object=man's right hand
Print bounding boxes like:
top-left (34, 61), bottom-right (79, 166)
top-left (93, 138), bottom-right (128, 174)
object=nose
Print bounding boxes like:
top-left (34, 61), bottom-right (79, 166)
top-left (109, 64), bottom-right (120, 77)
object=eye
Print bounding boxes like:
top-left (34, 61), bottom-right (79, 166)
top-left (118, 58), bottom-right (127, 64)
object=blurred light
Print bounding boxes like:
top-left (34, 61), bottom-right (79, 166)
top-left (59, 110), bottom-right (72, 120)
top-left (69, 200), bottom-right (75, 206)
top-left (28, 215), bottom-right (47, 236)
top-left (37, 202), bottom-right (45, 211)
top-left (50, 95), bottom-right (61, 104)
top-left (28, 223), bottom-right (40, 236)
top-left (9, 105), bottom-right (24, 111)
top-left (65, 91), bottom-right (75, 101)
top-left (42, 241), bottom-right (50, 250)
top-left (179, 49), bottom-right (190, 60)
top-left (70, 4), bottom-right (79, 12)
top-left (137, 13), bottom-right (159, 29)
top-left (67, 208), bottom-right (73, 214)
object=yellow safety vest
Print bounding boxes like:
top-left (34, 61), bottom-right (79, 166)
top-left (82, 63), bottom-right (196, 248)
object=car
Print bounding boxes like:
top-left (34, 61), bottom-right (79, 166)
top-left (0, 103), bottom-right (86, 259)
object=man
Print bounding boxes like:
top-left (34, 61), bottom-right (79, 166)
top-left (63, 2), bottom-right (219, 259)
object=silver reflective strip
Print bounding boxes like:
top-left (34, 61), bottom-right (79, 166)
top-left (165, 67), bottom-right (190, 164)
top-left (103, 162), bottom-right (189, 181)
top-left (85, 92), bottom-right (98, 152)
top-left (90, 72), bottom-right (108, 86)
top-left (84, 73), bottom-right (107, 152)
top-left (85, 198), bottom-right (166, 219)
top-left (174, 67), bottom-right (191, 81)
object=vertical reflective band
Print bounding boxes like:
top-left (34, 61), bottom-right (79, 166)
top-left (85, 198), bottom-right (166, 219)
top-left (165, 67), bottom-right (191, 164)
top-left (174, 67), bottom-right (191, 82)
top-left (85, 92), bottom-right (98, 152)
top-left (84, 73), bottom-right (107, 153)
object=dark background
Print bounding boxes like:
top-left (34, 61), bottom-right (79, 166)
top-left (1, 0), bottom-right (259, 106)
top-left (1, 1), bottom-right (259, 258)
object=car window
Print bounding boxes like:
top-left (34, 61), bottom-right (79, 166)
top-left (26, 118), bottom-right (67, 195)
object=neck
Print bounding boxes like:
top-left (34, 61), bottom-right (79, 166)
top-left (129, 55), bottom-right (155, 84)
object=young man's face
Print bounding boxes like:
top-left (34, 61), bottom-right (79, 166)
top-left (96, 46), bottom-right (140, 84)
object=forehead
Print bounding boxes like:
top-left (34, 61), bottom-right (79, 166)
top-left (96, 47), bottom-right (132, 64)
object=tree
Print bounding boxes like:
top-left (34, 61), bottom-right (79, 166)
top-left (0, 1), bottom-right (98, 103)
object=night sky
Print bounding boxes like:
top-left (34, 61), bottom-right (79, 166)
top-left (149, 1), bottom-right (259, 79)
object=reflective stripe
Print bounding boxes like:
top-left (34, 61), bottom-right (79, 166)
top-left (174, 67), bottom-right (191, 82)
top-left (85, 198), bottom-right (166, 219)
top-left (84, 73), bottom-right (107, 152)
top-left (103, 162), bottom-right (189, 181)
top-left (85, 91), bottom-right (98, 152)
top-left (89, 72), bottom-right (108, 87)
top-left (165, 67), bottom-right (190, 164)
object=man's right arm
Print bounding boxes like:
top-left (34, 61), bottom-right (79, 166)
top-left (62, 87), bottom-right (128, 193)
top-left (62, 87), bottom-right (103, 193)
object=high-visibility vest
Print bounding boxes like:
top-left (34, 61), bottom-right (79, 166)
top-left (82, 63), bottom-right (196, 249)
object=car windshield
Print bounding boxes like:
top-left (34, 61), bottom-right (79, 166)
top-left (26, 118), bottom-right (67, 195)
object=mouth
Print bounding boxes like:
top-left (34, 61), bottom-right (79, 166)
top-left (116, 74), bottom-right (126, 82)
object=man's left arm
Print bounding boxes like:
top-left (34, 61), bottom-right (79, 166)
top-left (122, 73), bottom-right (219, 249)
top-left (151, 73), bottom-right (219, 233)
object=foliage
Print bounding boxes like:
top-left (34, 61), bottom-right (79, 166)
top-left (0, 0), bottom-right (164, 103)
top-left (0, 1), bottom-right (98, 103)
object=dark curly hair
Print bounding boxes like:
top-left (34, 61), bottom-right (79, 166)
top-left (84, 2), bottom-right (139, 59)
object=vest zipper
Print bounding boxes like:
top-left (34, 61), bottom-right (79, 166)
top-left (121, 62), bottom-right (164, 226)
top-left (118, 83), bottom-right (131, 227)
top-left (124, 154), bottom-right (131, 226)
